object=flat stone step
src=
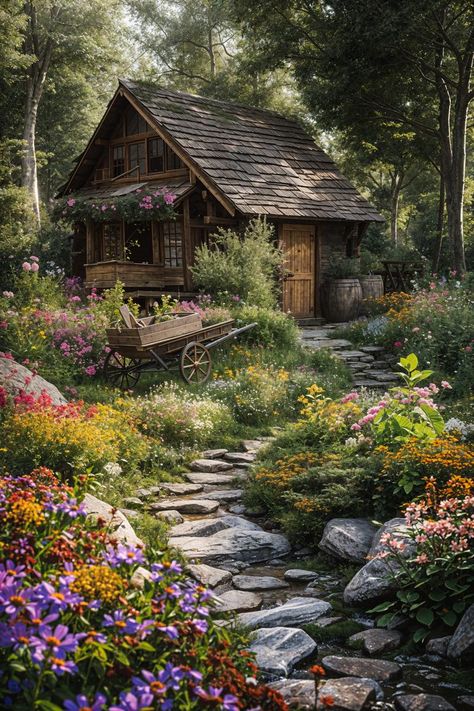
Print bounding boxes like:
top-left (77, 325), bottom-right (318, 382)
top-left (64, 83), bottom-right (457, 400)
top-left (338, 350), bottom-right (366, 359)
top-left (160, 483), bottom-right (204, 496)
top-left (185, 472), bottom-right (241, 485)
top-left (353, 379), bottom-right (387, 389)
top-left (170, 515), bottom-right (263, 539)
top-left (394, 694), bottom-right (456, 711)
top-left (195, 489), bottom-right (243, 503)
top-left (186, 563), bottom-right (232, 588)
top-left (360, 346), bottom-right (385, 354)
top-left (233, 575), bottom-right (290, 591)
top-left (190, 458), bottom-right (233, 473)
top-left (242, 439), bottom-right (266, 453)
top-left (201, 448), bottom-right (228, 459)
top-left (348, 628), bottom-right (402, 655)
top-left (214, 589), bottom-right (262, 613)
top-left (238, 596), bottom-right (332, 630)
top-left (150, 498), bottom-right (219, 514)
top-left (322, 655), bottom-right (402, 682)
top-left (284, 568), bottom-right (319, 583)
top-left (224, 452), bottom-right (256, 464)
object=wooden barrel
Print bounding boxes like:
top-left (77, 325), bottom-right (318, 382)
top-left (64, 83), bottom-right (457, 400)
top-left (322, 278), bottom-right (362, 323)
top-left (359, 274), bottom-right (384, 301)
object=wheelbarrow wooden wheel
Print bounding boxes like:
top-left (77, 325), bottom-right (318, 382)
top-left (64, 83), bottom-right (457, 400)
top-left (104, 350), bottom-right (141, 390)
top-left (180, 342), bottom-right (211, 384)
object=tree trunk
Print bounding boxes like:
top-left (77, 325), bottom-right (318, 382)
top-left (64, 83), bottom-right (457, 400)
top-left (389, 171), bottom-right (403, 246)
top-left (432, 173), bottom-right (445, 273)
top-left (22, 78), bottom-right (41, 223)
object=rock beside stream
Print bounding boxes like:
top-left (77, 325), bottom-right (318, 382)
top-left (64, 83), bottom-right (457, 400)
top-left (322, 655), bottom-right (402, 682)
top-left (319, 518), bottom-right (378, 563)
top-left (394, 694), bottom-right (456, 711)
top-left (238, 596), bottom-right (331, 630)
top-left (249, 627), bottom-right (317, 676)
top-left (447, 604), bottom-right (474, 662)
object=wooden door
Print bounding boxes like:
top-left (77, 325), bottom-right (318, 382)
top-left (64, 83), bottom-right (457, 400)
top-left (281, 224), bottom-right (316, 318)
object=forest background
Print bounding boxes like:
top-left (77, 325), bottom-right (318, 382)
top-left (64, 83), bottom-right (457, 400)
top-left (1, 0), bottom-right (473, 279)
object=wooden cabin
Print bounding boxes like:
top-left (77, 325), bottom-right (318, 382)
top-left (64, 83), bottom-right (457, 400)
top-left (59, 79), bottom-right (382, 319)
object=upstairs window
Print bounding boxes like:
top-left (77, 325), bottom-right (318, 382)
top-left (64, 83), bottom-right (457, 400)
top-left (112, 145), bottom-right (125, 177)
top-left (166, 144), bottom-right (183, 170)
top-left (148, 137), bottom-right (164, 173)
top-left (162, 221), bottom-right (183, 267)
top-left (128, 141), bottom-right (145, 176)
top-left (125, 106), bottom-right (148, 136)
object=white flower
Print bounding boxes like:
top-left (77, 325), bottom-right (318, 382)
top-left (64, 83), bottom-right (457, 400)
top-left (103, 461), bottom-right (123, 477)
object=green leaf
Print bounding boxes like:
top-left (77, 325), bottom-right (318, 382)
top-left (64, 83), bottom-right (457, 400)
top-left (453, 601), bottom-right (467, 614)
top-left (416, 607), bottom-right (434, 626)
top-left (413, 627), bottom-right (430, 643)
top-left (405, 353), bottom-right (418, 372)
top-left (429, 589), bottom-right (447, 602)
top-left (440, 610), bottom-right (458, 626)
top-left (369, 600), bottom-right (396, 613)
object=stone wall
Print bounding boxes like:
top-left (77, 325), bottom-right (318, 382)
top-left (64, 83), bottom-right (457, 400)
top-left (318, 221), bottom-right (356, 281)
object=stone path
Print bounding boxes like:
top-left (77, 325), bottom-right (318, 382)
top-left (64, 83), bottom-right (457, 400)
top-left (299, 322), bottom-right (399, 389)
top-left (120, 442), bottom-right (471, 711)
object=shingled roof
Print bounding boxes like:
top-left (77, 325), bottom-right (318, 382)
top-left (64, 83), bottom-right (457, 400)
top-left (120, 79), bottom-right (382, 223)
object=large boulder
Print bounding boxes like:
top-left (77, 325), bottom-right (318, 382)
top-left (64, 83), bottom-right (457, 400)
top-left (0, 356), bottom-right (66, 405)
top-left (238, 596), bottom-right (331, 630)
top-left (344, 518), bottom-right (414, 606)
top-left (319, 518), bottom-right (378, 563)
top-left (447, 604), bottom-right (474, 662)
top-left (83, 493), bottom-right (143, 547)
top-left (249, 627), bottom-right (316, 677)
top-left (169, 527), bottom-right (290, 566)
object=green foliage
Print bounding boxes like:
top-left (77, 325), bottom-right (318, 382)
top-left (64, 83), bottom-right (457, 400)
top-left (233, 304), bottom-right (299, 350)
top-left (325, 257), bottom-right (361, 279)
top-left (191, 217), bottom-right (284, 308)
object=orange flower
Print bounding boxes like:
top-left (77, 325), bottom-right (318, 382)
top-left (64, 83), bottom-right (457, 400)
top-left (309, 664), bottom-right (325, 677)
top-left (320, 694), bottom-right (335, 706)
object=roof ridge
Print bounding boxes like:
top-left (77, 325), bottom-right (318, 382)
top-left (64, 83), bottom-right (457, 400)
top-left (119, 77), bottom-right (301, 125)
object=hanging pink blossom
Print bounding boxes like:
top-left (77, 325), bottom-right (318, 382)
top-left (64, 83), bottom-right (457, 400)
top-left (30, 262), bottom-right (39, 273)
top-left (22, 262), bottom-right (32, 272)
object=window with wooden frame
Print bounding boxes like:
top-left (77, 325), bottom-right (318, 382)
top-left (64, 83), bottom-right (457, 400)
top-left (112, 145), bottom-right (125, 177)
top-left (162, 221), bottom-right (183, 267)
top-left (128, 141), bottom-right (146, 176)
top-left (165, 144), bottom-right (184, 170)
top-left (125, 106), bottom-right (148, 136)
top-left (103, 222), bottom-right (124, 260)
top-left (148, 137), bottom-right (164, 173)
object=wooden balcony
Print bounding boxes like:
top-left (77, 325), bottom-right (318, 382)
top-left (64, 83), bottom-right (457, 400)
top-left (85, 261), bottom-right (185, 290)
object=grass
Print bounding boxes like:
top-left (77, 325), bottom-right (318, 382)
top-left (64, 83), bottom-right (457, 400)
top-left (303, 619), bottom-right (364, 643)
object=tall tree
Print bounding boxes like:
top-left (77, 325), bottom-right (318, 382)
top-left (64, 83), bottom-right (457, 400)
top-left (234, 0), bottom-right (474, 272)
top-left (18, 0), bottom-right (127, 223)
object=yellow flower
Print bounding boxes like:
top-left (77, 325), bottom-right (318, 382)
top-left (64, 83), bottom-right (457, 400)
top-left (71, 565), bottom-right (124, 604)
top-left (6, 499), bottom-right (45, 528)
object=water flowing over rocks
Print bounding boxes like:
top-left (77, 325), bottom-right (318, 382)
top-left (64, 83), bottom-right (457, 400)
top-left (318, 518), bottom-right (378, 563)
top-left (249, 627), bottom-right (317, 676)
top-left (0, 356), bottom-right (67, 404)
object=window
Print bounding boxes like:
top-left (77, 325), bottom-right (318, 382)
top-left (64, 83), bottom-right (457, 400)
top-left (112, 145), bottom-right (125, 177)
top-left (125, 223), bottom-right (153, 263)
top-left (166, 144), bottom-right (183, 170)
top-left (162, 221), bottom-right (183, 267)
top-left (125, 106), bottom-right (148, 136)
top-left (148, 137), bottom-right (164, 173)
top-left (103, 223), bottom-right (123, 260)
top-left (128, 141), bottom-right (145, 176)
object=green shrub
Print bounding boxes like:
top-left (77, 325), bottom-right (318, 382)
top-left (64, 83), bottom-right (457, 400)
top-left (191, 217), bottom-right (283, 308)
top-left (233, 304), bottom-right (299, 350)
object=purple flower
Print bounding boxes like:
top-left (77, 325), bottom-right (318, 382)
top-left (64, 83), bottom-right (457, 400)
top-left (190, 618), bottom-right (208, 634)
top-left (105, 543), bottom-right (145, 568)
top-left (34, 582), bottom-right (82, 611)
top-left (103, 610), bottom-right (138, 635)
top-left (31, 624), bottom-right (85, 662)
top-left (110, 691), bottom-right (154, 711)
top-left (49, 657), bottom-right (78, 676)
top-left (64, 693), bottom-right (107, 711)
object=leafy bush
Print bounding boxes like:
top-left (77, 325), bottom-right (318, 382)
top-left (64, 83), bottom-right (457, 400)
top-left (208, 363), bottom-right (291, 424)
top-left (233, 304), bottom-right (299, 351)
top-left (0, 469), bottom-right (285, 709)
top-left (121, 382), bottom-right (232, 448)
top-left (0, 395), bottom-right (148, 476)
top-left (191, 217), bottom-right (284, 308)
top-left (372, 477), bottom-right (474, 642)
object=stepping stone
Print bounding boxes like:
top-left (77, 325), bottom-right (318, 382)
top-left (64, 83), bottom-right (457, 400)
top-left (169, 527), bottom-right (291, 566)
top-left (270, 679), bottom-right (315, 709)
top-left (349, 628), bottom-right (402, 655)
top-left (242, 439), bottom-right (265, 452)
top-left (214, 589), bottom-right (262, 613)
top-left (122, 497), bottom-right (144, 509)
top-left (150, 498), bottom-right (219, 514)
top-left (348, 361), bottom-right (372, 370)
top-left (360, 355), bottom-right (375, 362)
top-left (316, 677), bottom-right (377, 711)
top-left (313, 616), bottom-right (344, 628)
top-left (322, 655), bottom-right (401, 682)
top-left (318, 518), bottom-right (378, 563)
top-left (190, 458), bottom-right (233, 473)
top-left (156, 510), bottom-right (184, 524)
top-left (220, 515), bottom-right (263, 531)
top-left (196, 489), bottom-right (243, 503)
top-left (135, 488), bottom-right (153, 498)
top-left (185, 472), bottom-right (239, 485)
top-left (202, 448), bottom-right (228, 459)
top-left (249, 627), bottom-right (316, 677)
top-left (233, 575), bottom-right (289, 591)
top-left (186, 563), bottom-right (232, 588)
top-left (353, 379), bottom-right (386, 389)
top-left (228, 504), bottom-right (247, 515)
top-left (338, 350), bottom-right (366, 359)
top-left (284, 568), bottom-right (319, 583)
top-left (170, 518), bottom-right (228, 538)
top-left (160, 482), bottom-right (203, 496)
top-left (238, 597), bottom-right (332, 630)
top-left (360, 346), bottom-right (385, 354)
top-left (224, 452), bottom-right (256, 464)
top-left (425, 636), bottom-right (451, 657)
top-left (394, 695), bottom-right (456, 711)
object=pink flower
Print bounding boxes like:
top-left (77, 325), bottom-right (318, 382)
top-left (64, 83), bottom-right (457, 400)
top-left (441, 380), bottom-right (452, 389)
top-left (30, 262), bottom-right (39, 273)
top-left (22, 262), bottom-right (32, 272)
top-left (30, 255), bottom-right (39, 262)
top-left (394, 341), bottom-right (402, 348)
top-left (351, 423), bottom-right (361, 431)
top-left (85, 365), bottom-right (96, 377)
top-left (341, 392), bottom-right (359, 403)
top-left (66, 198), bottom-right (76, 207)
top-left (466, 346), bottom-right (472, 353)
top-left (164, 192), bottom-right (175, 205)
top-left (2, 291), bottom-right (14, 298)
